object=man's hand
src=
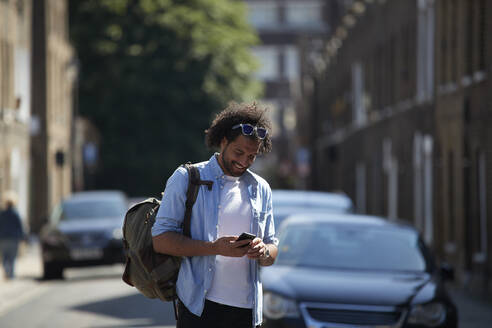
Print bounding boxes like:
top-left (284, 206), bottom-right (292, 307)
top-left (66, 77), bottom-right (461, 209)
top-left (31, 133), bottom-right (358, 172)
top-left (213, 236), bottom-right (251, 257)
top-left (247, 237), bottom-right (277, 266)
top-left (246, 237), bottom-right (267, 260)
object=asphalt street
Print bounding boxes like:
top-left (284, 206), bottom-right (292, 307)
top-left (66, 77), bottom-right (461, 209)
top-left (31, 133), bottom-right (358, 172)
top-left (0, 240), bottom-right (492, 328)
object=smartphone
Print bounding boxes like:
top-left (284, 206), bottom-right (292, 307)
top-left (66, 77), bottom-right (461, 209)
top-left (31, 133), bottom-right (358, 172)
top-left (236, 232), bottom-right (256, 243)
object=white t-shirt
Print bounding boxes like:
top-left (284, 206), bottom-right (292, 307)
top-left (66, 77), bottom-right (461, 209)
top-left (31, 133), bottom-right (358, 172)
top-left (206, 175), bottom-right (253, 308)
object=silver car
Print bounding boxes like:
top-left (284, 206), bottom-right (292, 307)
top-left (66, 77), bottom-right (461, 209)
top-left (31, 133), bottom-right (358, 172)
top-left (262, 213), bottom-right (457, 328)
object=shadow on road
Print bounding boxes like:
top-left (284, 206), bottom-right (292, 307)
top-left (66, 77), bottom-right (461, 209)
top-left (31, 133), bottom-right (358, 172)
top-left (71, 293), bottom-right (176, 327)
top-left (38, 265), bottom-right (126, 282)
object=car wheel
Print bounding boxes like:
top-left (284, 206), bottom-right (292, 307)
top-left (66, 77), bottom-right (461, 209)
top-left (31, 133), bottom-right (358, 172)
top-left (43, 261), bottom-right (64, 280)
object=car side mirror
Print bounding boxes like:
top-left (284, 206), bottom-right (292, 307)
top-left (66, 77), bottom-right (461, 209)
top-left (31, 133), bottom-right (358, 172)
top-left (439, 262), bottom-right (454, 281)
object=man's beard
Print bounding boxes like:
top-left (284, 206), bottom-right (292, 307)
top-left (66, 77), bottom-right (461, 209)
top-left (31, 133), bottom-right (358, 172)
top-left (220, 149), bottom-right (247, 177)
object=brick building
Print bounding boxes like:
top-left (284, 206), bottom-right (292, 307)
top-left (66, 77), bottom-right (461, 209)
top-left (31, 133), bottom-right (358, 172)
top-left (300, 0), bottom-right (492, 294)
top-left (31, 0), bottom-right (77, 232)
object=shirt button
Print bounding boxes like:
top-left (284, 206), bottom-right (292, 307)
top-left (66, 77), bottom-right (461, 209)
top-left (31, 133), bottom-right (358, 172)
top-left (204, 289), bottom-right (207, 294)
top-left (218, 205), bottom-right (221, 209)
top-left (220, 186), bottom-right (224, 189)
top-left (209, 268), bottom-right (212, 272)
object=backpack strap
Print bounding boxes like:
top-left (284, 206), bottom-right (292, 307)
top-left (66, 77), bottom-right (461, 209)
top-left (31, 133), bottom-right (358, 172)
top-left (182, 162), bottom-right (213, 238)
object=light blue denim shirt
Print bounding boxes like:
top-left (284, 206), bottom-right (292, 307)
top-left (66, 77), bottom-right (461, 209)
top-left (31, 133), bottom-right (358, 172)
top-left (151, 154), bottom-right (277, 327)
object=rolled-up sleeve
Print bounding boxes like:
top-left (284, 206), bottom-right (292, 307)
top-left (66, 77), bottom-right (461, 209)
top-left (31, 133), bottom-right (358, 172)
top-left (263, 187), bottom-right (278, 246)
top-left (151, 167), bottom-right (188, 237)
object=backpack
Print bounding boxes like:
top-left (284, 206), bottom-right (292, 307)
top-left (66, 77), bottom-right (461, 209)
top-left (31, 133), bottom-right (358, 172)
top-left (121, 163), bottom-right (213, 304)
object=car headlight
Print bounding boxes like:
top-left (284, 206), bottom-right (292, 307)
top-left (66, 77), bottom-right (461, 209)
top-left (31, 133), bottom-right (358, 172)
top-left (408, 302), bottom-right (446, 327)
top-left (263, 292), bottom-right (300, 319)
top-left (112, 228), bottom-right (123, 240)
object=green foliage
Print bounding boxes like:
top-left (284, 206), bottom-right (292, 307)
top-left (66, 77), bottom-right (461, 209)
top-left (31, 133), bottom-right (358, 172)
top-left (69, 0), bottom-right (262, 196)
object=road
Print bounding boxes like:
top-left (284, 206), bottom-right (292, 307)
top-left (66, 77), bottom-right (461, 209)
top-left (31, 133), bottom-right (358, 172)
top-left (0, 265), bottom-right (176, 328)
top-left (2, 241), bottom-right (492, 327)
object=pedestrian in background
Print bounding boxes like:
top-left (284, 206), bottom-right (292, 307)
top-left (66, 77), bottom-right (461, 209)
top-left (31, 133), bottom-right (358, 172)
top-left (0, 191), bottom-right (25, 280)
top-left (152, 102), bottom-right (278, 328)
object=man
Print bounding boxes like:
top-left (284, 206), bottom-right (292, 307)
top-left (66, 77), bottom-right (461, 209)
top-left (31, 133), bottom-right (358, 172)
top-left (0, 191), bottom-right (25, 280)
top-left (152, 102), bottom-right (278, 328)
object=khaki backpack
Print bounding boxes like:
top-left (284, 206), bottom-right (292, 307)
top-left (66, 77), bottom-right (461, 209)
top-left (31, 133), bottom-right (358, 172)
top-left (121, 163), bottom-right (213, 306)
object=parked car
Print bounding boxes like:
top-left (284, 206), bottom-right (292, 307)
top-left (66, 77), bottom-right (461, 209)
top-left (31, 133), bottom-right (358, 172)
top-left (40, 190), bottom-right (128, 279)
top-left (272, 189), bottom-right (354, 229)
top-left (261, 213), bottom-right (457, 328)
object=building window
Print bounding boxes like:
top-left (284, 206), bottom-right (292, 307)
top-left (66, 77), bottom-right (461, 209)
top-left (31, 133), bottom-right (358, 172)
top-left (478, 0), bottom-right (486, 71)
top-left (423, 135), bottom-right (434, 245)
top-left (450, 0), bottom-right (458, 82)
top-left (413, 131), bottom-right (434, 245)
top-left (401, 25), bottom-right (410, 85)
top-left (247, 2), bottom-right (279, 29)
top-left (464, 0), bottom-right (474, 77)
top-left (383, 139), bottom-right (398, 220)
top-left (356, 162), bottom-right (366, 214)
top-left (376, 45), bottom-right (384, 109)
top-left (448, 152), bottom-right (455, 244)
top-left (417, 0), bottom-right (435, 102)
top-left (0, 40), bottom-right (14, 110)
top-left (439, 0), bottom-right (448, 85)
top-left (0, 41), bottom-right (4, 110)
top-left (474, 151), bottom-right (487, 262)
top-left (388, 37), bottom-right (396, 105)
top-left (285, 1), bottom-right (323, 28)
top-left (364, 56), bottom-right (373, 113)
top-left (352, 61), bottom-right (366, 126)
top-left (283, 46), bottom-right (299, 80)
top-left (413, 133), bottom-right (423, 231)
top-left (425, 2), bottom-right (435, 99)
top-left (251, 46), bottom-right (279, 81)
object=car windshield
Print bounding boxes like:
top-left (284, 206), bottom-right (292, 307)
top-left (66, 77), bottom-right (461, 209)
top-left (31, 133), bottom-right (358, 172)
top-left (61, 200), bottom-right (126, 220)
top-left (276, 223), bottom-right (428, 272)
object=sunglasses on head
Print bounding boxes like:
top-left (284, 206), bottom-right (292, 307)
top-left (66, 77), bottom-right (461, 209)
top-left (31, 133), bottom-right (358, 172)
top-left (232, 123), bottom-right (268, 139)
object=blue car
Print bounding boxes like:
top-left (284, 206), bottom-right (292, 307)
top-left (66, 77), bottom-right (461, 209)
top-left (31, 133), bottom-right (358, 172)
top-left (261, 213), bottom-right (457, 328)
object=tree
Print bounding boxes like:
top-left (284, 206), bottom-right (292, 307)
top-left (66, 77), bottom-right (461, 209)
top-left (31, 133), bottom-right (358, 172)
top-left (69, 0), bottom-right (261, 196)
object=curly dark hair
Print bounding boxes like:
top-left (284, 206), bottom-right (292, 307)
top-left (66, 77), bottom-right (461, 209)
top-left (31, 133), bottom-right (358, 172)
top-left (205, 102), bottom-right (273, 154)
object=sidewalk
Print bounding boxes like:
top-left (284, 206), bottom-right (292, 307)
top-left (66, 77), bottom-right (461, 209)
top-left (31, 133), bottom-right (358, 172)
top-left (0, 237), bottom-right (43, 281)
top-left (0, 238), bottom-right (45, 317)
top-left (448, 285), bottom-right (492, 327)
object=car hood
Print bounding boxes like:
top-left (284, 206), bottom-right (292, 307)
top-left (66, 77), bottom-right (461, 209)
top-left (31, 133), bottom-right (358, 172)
top-left (57, 217), bottom-right (123, 233)
top-left (261, 265), bottom-right (431, 306)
